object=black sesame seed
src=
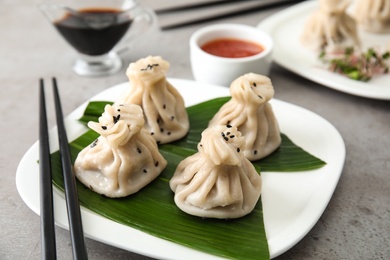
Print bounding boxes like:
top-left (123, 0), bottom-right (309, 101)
top-left (151, 132), bottom-right (154, 135)
top-left (224, 137), bottom-right (229, 141)
top-left (258, 95), bottom-right (263, 99)
top-left (113, 114), bottom-right (120, 124)
top-left (170, 116), bottom-right (174, 121)
top-left (230, 135), bottom-right (235, 138)
top-left (254, 150), bottom-right (258, 155)
top-left (160, 128), bottom-right (164, 133)
top-left (226, 132), bottom-right (231, 135)
top-left (157, 118), bottom-right (160, 124)
top-left (137, 147), bottom-right (142, 154)
top-left (143, 169), bottom-right (147, 173)
top-left (253, 82), bottom-right (257, 87)
top-left (167, 132), bottom-right (171, 135)
top-left (163, 104), bottom-right (166, 109)
top-left (117, 109), bottom-right (121, 112)
top-left (141, 64), bottom-right (158, 71)
top-left (237, 148), bottom-right (240, 152)
top-left (101, 126), bottom-right (107, 130)
top-left (226, 124), bottom-right (232, 128)
top-left (90, 139), bottom-right (99, 148)
top-left (155, 161), bottom-right (159, 167)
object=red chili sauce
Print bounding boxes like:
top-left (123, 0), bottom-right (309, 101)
top-left (201, 38), bottom-right (264, 58)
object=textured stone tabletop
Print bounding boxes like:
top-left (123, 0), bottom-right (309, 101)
top-left (1, 0), bottom-right (389, 259)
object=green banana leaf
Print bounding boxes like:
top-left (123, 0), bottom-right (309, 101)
top-left (51, 97), bottom-right (326, 260)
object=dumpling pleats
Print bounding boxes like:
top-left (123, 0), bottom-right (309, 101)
top-left (208, 73), bottom-right (281, 161)
top-left (170, 125), bottom-right (262, 219)
top-left (353, 0), bottom-right (390, 33)
top-left (74, 104), bottom-right (167, 198)
top-left (301, 0), bottom-right (360, 52)
top-left (116, 56), bottom-right (189, 144)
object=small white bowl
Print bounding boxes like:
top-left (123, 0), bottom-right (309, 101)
top-left (190, 23), bottom-right (273, 87)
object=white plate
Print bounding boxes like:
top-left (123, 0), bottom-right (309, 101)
top-left (257, 0), bottom-right (390, 100)
top-left (16, 79), bottom-right (345, 259)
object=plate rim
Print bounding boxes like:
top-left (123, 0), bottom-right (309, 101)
top-left (16, 78), bottom-right (345, 259)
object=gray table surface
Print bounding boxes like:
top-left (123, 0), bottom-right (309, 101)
top-left (1, 0), bottom-right (389, 259)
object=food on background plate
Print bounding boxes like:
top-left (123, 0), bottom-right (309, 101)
top-left (300, 0), bottom-right (390, 81)
top-left (319, 47), bottom-right (390, 81)
top-left (170, 125), bottom-right (262, 219)
top-left (301, 0), bottom-right (360, 53)
top-left (353, 0), bottom-right (390, 33)
top-left (74, 103), bottom-right (167, 198)
top-left (208, 73), bottom-right (281, 161)
top-left (116, 56), bottom-right (189, 144)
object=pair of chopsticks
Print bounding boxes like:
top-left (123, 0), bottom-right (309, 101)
top-left (157, 0), bottom-right (306, 30)
top-left (39, 78), bottom-right (88, 260)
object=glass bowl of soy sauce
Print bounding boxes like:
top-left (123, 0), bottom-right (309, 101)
top-left (39, 0), bottom-right (157, 76)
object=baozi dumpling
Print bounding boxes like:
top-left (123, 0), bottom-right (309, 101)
top-left (208, 73), bottom-right (281, 161)
top-left (74, 103), bottom-right (167, 198)
top-left (169, 125), bottom-right (262, 219)
top-left (353, 0), bottom-right (390, 33)
top-left (116, 56), bottom-right (189, 144)
top-left (301, 0), bottom-right (360, 52)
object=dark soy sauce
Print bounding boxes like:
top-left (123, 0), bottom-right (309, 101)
top-left (54, 8), bottom-right (132, 56)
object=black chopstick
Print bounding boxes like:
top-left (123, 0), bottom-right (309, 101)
top-left (52, 78), bottom-right (88, 260)
top-left (39, 79), bottom-right (57, 260)
top-left (40, 78), bottom-right (88, 259)
top-left (155, 0), bottom-right (252, 14)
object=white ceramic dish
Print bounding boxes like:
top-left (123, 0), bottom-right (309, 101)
top-left (257, 0), bottom-right (390, 100)
top-left (16, 79), bottom-right (345, 259)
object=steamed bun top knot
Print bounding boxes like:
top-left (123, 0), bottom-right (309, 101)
top-left (126, 56), bottom-right (170, 83)
top-left (198, 125), bottom-right (245, 166)
top-left (230, 73), bottom-right (274, 105)
top-left (88, 104), bottom-right (145, 148)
